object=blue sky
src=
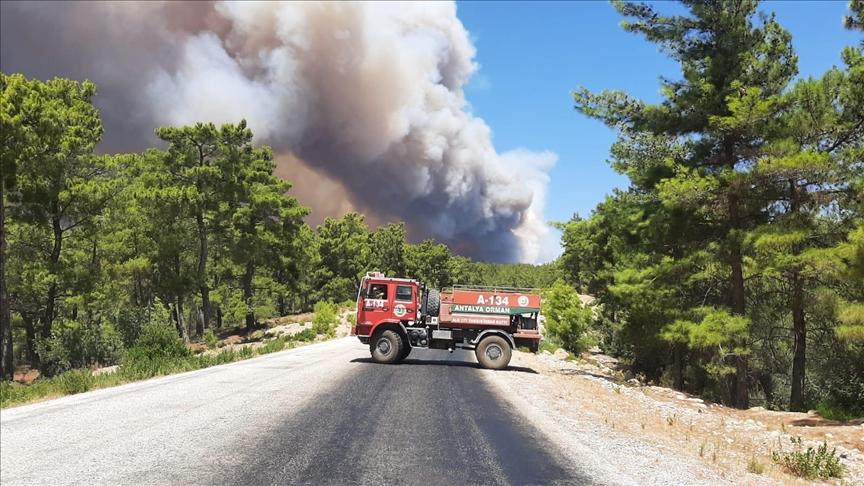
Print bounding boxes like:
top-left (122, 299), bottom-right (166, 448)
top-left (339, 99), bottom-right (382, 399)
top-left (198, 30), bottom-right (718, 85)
top-left (457, 0), bottom-right (860, 230)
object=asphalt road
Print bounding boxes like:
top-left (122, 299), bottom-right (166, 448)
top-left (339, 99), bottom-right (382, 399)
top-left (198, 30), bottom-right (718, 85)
top-left (1, 338), bottom-right (595, 486)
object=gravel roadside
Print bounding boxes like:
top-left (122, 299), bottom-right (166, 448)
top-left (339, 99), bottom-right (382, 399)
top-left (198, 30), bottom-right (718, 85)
top-left (480, 349), bottom-right (862, 486)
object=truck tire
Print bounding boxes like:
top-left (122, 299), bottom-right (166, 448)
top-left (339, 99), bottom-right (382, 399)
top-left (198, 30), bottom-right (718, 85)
top-left (475, 335), bottom-right (512, 370)
top-left (396, 338), bottom-right (412, 362)
top-left (424, 288), bottom-right (440, 318)
top-left (371, 329), bottom-right (403, 364)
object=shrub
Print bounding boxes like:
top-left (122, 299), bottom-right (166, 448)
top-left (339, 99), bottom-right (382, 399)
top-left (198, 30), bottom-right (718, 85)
top-left (542, 281), bottom-right (594, 353)
top-left (203, 329), bottom-right (219, 349)
top-left (291, 328), bottom-right (317, 342)
top-left (128, 323), bottom-right (189, 361)
top-left (36, 319), bottom-right (125, 376)
top-left (312, 300), bottom-right (339, 336)
top-left (114, 299), bottom-right (173, 347)
top-left (747, 456), bottom-right (766, 475)
top-left (259, 337), bottom-right (290, 354)
top-left (55, 369), bottom-right (96, 395)
top-left (772, 438), bottom-right (844, 480)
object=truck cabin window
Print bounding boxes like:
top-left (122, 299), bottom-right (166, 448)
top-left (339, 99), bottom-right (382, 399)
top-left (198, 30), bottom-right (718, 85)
top-left (369, 284), bottom-right (388, 300)
top-left (395, 285), bottom-right (412, 301)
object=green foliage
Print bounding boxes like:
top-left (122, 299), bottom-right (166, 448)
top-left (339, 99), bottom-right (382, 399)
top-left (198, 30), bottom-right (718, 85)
top-left (815, 401), bottom-right (863, 422)
top-left (663, 309), bottom-right (750, 351)
top-left (202, 329), bottom-right (218, 349)
top-left (315, 213), bottom-right (370, 300)
top-left (290, 328), bottom-right (317, 342)
top-left (369, 223), bottom-right (407, 277)
top-left (746, 456), bottom-right (766, 475)
top-left (311, 300), bottom-right (339, 337)
top-left (405, 240), bottom-right (453, 289)
top-left (542, 281), bottom-right (594, 354)
top-left (125, 323), bottom-right (190, 363)
top-left (846, 0), bottom-right (864, 31)
top-left (36, 319), bottom-right (124, 376)
top-left (0, 325), bottom-right (326, 408)
top-left (54, 369), bottom-right (96, 395)
top-left (564, 0), bottom-right (864, 411)
top-left (772, 438), bottom-right (844, 480)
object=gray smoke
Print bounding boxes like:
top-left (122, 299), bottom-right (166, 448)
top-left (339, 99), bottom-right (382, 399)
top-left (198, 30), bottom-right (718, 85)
top-left (1, 1), bottom-right (557, 262)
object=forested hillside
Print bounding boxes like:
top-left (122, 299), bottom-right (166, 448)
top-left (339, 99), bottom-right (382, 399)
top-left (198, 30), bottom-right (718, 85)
top-left (559, 0), bottom-right (863, 416)
top-left (0, 75), bottom-right (558, 380)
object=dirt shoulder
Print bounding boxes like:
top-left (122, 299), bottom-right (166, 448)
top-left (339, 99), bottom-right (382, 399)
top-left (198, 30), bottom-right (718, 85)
top-left (481, 350), bottom-right (863, 486)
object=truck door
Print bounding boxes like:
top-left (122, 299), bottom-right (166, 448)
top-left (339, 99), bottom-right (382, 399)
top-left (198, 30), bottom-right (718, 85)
top-left (393, 284), bottom-right (415, 321)
top-left (362, 281), bottom-right (392, 325)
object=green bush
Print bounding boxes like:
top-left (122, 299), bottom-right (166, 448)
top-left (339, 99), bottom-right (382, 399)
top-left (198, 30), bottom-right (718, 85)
top-left (121, 322), bottom-right (191, 379)
top-left (772, 438), bottom-right (844, 480)
top-left (542, 281), bottom-right (594, 354)
top-left (815, 401), bottom-right (863, 421)
top-left (127, 323), bottom-right (189, 361)
top-left (290, 328), bottom-right (317, 342)
top-left (55, 369), bottom-right (96, 395)
top-left (312, 300), bottom-right (339, 336)
top-left (203, 329), bottom-right (219, 349)
top-left (111, 300), bottom-right (174, 348)
top-left (2, 307), bottom-right (343, 409)
top-left (36, 319), bottom-right (125, 376)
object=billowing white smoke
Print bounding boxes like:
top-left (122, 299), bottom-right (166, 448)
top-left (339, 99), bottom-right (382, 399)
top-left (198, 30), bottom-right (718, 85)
top-left (0, 1), bottom-right (557, 263)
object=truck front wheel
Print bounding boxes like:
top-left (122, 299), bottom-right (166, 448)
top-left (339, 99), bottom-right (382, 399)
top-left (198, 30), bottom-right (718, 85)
top-left (395, 335), bottom-right (412, 363)
top-left (475, 335), bottom-right (512, 370)
top-left (371, 330), bottom-right (403, 364)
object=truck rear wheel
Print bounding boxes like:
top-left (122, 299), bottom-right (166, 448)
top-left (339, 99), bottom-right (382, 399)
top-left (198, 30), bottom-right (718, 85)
top-left (475, 335), bottom-right (511, 370)
top-left (371, 330), bottom-right (403, 364)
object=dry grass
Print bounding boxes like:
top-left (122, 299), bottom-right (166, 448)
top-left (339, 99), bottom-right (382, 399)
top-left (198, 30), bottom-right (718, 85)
top-left (512, 350), bottom-right (864, 485)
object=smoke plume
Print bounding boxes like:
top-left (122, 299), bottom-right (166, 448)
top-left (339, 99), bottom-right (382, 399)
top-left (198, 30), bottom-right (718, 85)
top-left (1, 1), bottom-right (557, 263)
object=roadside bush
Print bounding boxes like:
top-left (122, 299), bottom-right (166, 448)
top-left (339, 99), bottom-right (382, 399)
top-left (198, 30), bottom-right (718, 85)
top-left (113, 300), bottom-right (174, 347)
top-left (36, 319), bottom-right (125, 376)
top-left (202, 329), bottom-right (219, 349)
top-left (291, 328), bottom-right (317, 342)
top-left (542, 281), bottom-right (594, 354)
top-left (808, 343), bottom-right (864, 420)
top-left (772, 438), bottom-right (844, 480)
top-left (312, 300), bottom-right (339, 336)
top-left (121, 322), bottom-right (191, 378)
top-left (55, 369), bottom-right (96, 395)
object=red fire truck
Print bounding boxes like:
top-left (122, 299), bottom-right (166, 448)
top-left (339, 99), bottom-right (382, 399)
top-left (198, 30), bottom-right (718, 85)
top-left (352, 272), bottom-right (542, 369)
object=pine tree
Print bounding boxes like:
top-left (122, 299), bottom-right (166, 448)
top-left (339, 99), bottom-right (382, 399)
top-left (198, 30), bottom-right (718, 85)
top-left (574, 0), bottom-right (798, 407)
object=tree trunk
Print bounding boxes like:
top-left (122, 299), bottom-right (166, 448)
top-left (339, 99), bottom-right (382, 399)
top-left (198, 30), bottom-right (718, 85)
top-left (243, 262), bottom-right (255, 330)
top-left (790, 274), bottom-right (807, 411)
top-left (788, 179), bottom-right (807, 412)
top-left (727, 190), bottom-right (749, 409)
top-left (216, 306), bottom-right (223, 329)
top-left (41, 208), bottom-right (63, 340)
top-left (673, 344), bottom-right (684, 391)
top-left (0, 184), bottom-right (13, 379)
top-left (174, 295), bottom-right (188, 342)
top-left (23, 313), bottom-right (37, 365)
top-left (757, 371), bottom-right (775, 409)
top-left (278, 294), bottom-right (286, 317)
top-left (195, 212), bottom-right (210, 337)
